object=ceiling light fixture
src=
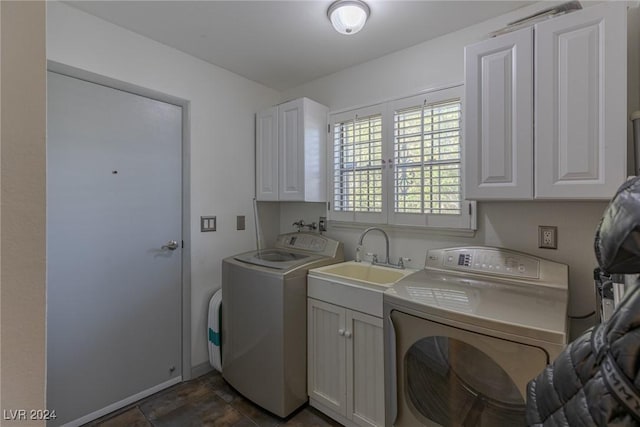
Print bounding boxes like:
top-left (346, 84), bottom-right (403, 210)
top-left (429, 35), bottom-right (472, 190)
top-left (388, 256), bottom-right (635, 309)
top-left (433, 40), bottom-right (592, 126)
top-left (327, 0), bottom-right (370, 35)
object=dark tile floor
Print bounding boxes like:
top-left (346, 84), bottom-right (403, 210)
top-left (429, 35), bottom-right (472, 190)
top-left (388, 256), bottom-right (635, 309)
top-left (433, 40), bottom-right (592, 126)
top-left (83, 371), bottom-right (342, 427)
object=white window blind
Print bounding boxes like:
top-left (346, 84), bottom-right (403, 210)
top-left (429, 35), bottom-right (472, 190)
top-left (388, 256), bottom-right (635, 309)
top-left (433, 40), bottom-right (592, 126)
top-left (329, 85), bottom-right (474, 230)
top-left (333, 113), bottom-right (384, 215)
top-left (394, 98), bottom-right (462, 215)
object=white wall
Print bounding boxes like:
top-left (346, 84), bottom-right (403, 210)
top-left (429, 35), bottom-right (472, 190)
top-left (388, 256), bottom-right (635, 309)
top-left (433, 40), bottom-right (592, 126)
top-left (282, 2), bottom-right (562, 109)
top-left (280, 1), bottom-right (639, 337)
top-left (1, 1), bottom-right (47, 424)
top-left (46, 1), bottom-right (280, 369)
top-left (44, 0), bottom-right (639, 372)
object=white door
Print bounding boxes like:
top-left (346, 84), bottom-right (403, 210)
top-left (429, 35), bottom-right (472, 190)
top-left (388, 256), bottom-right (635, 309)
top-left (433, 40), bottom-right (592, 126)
top-left (534, 2), bottom-right (627, 199)
top-left (463, 27), bottom-right (533, 200)
top-left (47, 72), bottom-right (183, 426)
top-left (278, 98), bottom-right (305, 201)
top-left (256, 106), bottom-right (278, 201)
top-left (347, 310), bottom-right (384, 427)
top-left (308, 298), bottom-right (347, 415)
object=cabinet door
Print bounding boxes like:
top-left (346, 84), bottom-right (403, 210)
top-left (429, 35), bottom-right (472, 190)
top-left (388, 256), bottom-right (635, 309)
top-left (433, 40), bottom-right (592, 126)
top-left (256, 106), bottom-right (278, 201)
top-left (535, 3), bottom-right (627, 199)
top-left (308, 298), bottom-right (347, 416)
top-left (346, 310), bottom-right (384, 427)
top-left (279, 99), bottom-right (305, 201)
top-left (464, 27), bottom-right (533, 200)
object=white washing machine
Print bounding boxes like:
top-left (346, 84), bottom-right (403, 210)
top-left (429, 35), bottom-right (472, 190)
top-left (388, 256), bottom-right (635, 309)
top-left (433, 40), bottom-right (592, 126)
top-left (383, 246), bottom-right (569, 427)
top-left (222, 232), bottom-right (343, 418)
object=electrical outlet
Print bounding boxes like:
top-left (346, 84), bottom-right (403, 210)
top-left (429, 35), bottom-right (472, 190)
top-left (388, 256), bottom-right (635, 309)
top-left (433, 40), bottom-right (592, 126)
top-left (319, 216), bottom-right (327, 232)
top-left (538, 226), bottom-right (557, 249)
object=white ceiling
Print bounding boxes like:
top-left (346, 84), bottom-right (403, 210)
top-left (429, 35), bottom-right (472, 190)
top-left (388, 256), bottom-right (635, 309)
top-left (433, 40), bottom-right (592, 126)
top-left (64, 1), bottom-right (534, 91)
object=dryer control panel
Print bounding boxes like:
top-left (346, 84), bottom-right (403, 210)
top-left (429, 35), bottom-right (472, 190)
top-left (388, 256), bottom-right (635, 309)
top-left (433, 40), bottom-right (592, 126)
top-left (439, 247), bottom-right (539, 279)
top-left (424, 247), bottom-right (568, 289)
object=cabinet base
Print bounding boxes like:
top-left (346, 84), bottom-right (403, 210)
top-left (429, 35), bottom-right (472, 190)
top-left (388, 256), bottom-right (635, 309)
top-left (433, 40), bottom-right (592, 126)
top-left (309, 398), bottom-right (382, 427)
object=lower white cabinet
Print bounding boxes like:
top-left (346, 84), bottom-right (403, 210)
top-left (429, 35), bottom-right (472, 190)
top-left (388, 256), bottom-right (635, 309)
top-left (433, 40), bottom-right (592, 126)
top-left (308, 297), bottom-right (384, 427)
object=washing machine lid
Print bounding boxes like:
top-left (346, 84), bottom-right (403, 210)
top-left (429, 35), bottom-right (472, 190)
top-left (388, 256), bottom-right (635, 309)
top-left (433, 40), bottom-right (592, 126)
top-left (386, 269), bottom-right (568, 344)
top-left (232, 232), bottom-right (344, 271)
top-left (234, 249), bottom-right (320, 270)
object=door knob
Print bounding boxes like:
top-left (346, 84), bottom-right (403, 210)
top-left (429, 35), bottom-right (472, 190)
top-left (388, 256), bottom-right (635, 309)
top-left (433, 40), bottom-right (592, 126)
top-left (162, 240), bottom-right (179, 251)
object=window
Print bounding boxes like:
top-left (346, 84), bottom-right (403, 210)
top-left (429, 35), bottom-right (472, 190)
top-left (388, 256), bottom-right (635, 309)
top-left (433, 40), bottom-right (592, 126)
top-left (333, 113), bottom-right (383, 214)
top-left (330, 105), bottom-right (388, 223)
top-left (329, 86), bottom-right (475, 229)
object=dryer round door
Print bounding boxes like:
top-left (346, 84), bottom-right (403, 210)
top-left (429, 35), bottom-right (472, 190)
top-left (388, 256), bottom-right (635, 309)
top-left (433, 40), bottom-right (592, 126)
top-left (388, 310), bottom-right (548, 427)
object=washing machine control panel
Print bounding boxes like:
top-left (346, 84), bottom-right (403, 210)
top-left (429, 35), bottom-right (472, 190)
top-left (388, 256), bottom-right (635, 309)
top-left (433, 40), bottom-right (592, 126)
top-left (428, 247), bottom-right (540, 279)
top-left (275, 232), bottom-right (342, 258)
top-left (283, 234), bottom-right (326, 252)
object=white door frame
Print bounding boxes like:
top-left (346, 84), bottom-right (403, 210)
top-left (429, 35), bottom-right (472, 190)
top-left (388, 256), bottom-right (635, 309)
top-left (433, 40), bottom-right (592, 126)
top-left (47, 60), bottom-right (192, 381)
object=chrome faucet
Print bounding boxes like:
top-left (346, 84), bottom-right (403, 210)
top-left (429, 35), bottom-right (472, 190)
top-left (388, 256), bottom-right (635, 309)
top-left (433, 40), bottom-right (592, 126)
top-left (356, 227), bottom-right (409, 269)
top-left (358, 227), bottom-right (390, 264)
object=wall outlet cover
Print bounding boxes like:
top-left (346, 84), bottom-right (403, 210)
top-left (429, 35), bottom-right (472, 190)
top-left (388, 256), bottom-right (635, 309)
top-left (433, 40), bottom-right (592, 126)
top-left (538, 225), bottom-right (557, 249)
top-left (319, 216), bottom-right (327, 232)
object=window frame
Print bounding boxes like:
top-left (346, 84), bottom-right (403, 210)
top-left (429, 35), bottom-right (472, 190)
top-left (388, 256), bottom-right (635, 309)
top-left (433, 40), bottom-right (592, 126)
top-left (388, 86), bottom-right (473, 229)
top-left (328, 84), bottom-right (476, 231)
top-left (329, 105), bottom-right (388, 224)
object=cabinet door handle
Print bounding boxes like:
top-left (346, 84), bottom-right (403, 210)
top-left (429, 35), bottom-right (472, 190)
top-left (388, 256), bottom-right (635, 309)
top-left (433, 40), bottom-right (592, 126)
top-left (344, 330), bottom-right (352, 338)
top-left (338, 328), bottom-right (345, 336)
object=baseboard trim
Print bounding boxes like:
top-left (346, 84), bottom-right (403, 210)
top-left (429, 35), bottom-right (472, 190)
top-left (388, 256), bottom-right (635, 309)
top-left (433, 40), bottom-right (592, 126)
top-left (191, 361), bottom-right (215, 378)
top-left (61, 376), bottom-right (182, 427)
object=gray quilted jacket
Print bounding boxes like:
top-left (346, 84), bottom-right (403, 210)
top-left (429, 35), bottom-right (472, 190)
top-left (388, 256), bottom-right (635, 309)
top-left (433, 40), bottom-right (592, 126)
top-left (526, 176), bottom-right (640, 426)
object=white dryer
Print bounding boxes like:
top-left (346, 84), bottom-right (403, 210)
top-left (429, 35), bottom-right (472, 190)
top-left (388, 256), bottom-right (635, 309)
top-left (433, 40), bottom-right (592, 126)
top-left (222, 232), bottom-right (343, 418)
top-left (383, 246), bottom-right (569, 427)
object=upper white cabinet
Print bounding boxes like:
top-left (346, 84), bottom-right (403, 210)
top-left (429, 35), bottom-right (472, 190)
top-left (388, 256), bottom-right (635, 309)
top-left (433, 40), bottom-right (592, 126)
top-left (256, 106), bottom-right (279, 200)
top-left (256, 97), bottom-right (329, 202)
top-left (464, 27), bottom-right (534, 199)
top-left (535, 3), bottom-right (627, 199)
top-left (464, 2), bottom-right (627, 200)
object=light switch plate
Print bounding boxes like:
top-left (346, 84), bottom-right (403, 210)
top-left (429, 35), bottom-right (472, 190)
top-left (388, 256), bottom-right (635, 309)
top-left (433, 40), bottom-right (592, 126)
top-left (237, 215), bottom-right (245, 230)
top-left (201, 216), bottom-right (216, 232)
